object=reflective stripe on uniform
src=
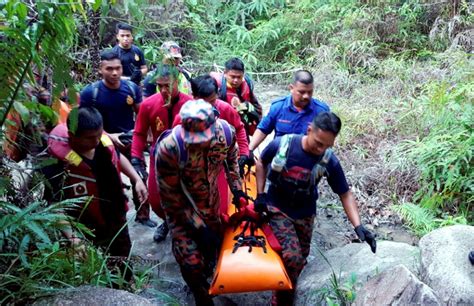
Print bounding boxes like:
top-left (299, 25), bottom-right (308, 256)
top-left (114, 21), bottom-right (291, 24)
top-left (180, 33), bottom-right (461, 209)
top-left (65, 150), bottom-right (82, 166)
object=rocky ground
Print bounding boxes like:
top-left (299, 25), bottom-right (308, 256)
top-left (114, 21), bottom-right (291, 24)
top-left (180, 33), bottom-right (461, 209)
top-left (120, 84), bottom-right (418, 305)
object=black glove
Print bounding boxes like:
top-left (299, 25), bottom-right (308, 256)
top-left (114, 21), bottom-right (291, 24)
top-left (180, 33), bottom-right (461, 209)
top-left (254, 193), bottom-right (269, 214)
top-left (355, 225), bottom-right (377, 253)
top-left (238, 151), bottom-right (255, 177)
top-left (232, 190), bottom-right (248, 209)
top-left (131, 157), bottom-right (148, 181)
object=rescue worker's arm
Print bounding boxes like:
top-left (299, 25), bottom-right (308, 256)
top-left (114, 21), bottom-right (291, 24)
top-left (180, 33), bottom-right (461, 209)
top-left (132, 84), bottom-right (143, 113)
top-left (339, 190), bottom-right (361, 227)
top-left (255, 158), bottom-right (267, 194)
top-left (226, 106), bottom-right (249, 156)
top-left (248, 129), bottom-right (267, 152)
top-left (155, 140), bottom-right (187, 214)
top-left (140, 65), bottom-right (148, 76)
top-left (226, 136), bottom-right (243, 191)
top-left (340, 190), bottom-right (377, 253)
top-left (250, 101), bottom-right (280, 151)
top-left (119, 154), bottom-right (148, 204)
top-left (255, 137), bottom-right (279, 194)
top-left (131, 102), bottom-right (150, 160)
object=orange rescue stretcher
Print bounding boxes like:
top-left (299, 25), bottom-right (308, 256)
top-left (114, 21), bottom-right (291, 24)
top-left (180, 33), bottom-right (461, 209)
top-left (209, 169), bottom-right (292, 295)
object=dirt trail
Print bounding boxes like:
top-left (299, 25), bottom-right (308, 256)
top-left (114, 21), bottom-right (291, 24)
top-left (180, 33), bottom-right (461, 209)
top-left (123, 84), bottom-right (417, 305)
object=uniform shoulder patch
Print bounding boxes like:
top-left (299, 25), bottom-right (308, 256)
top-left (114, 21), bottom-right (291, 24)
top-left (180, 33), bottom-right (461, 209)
top-left (101, 134), bottom-right (113, 147)
top-left (65, 150), bottom-right (82, 166)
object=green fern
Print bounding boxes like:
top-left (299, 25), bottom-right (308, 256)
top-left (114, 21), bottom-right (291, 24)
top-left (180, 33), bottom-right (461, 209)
top-left (392, 203), bottom-right (436, 236)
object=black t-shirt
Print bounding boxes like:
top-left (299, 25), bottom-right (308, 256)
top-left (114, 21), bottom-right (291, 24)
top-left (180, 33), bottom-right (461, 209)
top-left (260, 135), bottom-right (350, 219)
top-left (112, 45), bottom-right (146, 80)
top-left (80, 80), bottom-right (142, 133)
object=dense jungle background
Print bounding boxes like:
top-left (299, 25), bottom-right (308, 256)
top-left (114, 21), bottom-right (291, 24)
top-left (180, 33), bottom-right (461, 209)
top-left (0, 0), bottom-right (472, 304)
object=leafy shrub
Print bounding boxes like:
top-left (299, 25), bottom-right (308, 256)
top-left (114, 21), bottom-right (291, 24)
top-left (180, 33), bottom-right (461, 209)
top-left (0, 1), bottom-right (162, 303)
top-left (399, 79), bottom-right (473, 221)
top-left (182, 0), bottom-right (436, 74)
top-left (0, 199), bottom-right (119, 304)
top-left (393, 202), bottom-right (468, 236)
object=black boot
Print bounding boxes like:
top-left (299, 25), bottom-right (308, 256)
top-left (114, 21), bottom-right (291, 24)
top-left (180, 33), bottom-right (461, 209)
top-left (153, 221), bottom-right (169, 243)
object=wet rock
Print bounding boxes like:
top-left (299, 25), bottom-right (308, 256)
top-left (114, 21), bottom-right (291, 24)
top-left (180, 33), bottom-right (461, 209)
top-left (354, 264), bottom-right (441, 305)
top-left (295, 241), bottom-right (420, 305)
top-left (32, 285), bottom-right (156, 305)
top-left (419, 225), bottom-right (474, 305)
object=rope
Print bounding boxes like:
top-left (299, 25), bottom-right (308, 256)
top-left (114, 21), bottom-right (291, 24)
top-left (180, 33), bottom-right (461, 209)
top-left (213, 63), bottom-right (303, 76)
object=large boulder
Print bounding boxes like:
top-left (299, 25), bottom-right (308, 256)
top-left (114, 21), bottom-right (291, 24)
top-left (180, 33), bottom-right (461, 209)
top-left (419, 225), bottom-right (474, 305)
top-left (32, 285), bottom-right (156, 305)
top-left (295, 241), bottom-right (420, 305)
top-left (354, 264), bottom-right (441, 305)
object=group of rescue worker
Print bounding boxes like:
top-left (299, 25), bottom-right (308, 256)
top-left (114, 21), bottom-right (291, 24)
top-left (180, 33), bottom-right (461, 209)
top-left (4, 22), bottom-right (377, 306)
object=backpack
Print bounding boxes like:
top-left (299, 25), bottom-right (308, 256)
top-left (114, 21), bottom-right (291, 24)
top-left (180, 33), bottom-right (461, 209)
top-left (154, 119), bottom-right (233, 171)
top-left (153, 119), bottom-right (234, 230)
top-left (270, 134), bottom-right (333, 189)
top-left (90, 80), bottom-right (137, 106)
top-left (218, 73), bottom-right (255, 102)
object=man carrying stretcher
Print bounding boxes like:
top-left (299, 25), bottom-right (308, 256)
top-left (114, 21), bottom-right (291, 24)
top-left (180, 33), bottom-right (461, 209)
top-left (155, 100), bottom-right (246, 306)
top-left (255, 111), bottom-right (377, 305)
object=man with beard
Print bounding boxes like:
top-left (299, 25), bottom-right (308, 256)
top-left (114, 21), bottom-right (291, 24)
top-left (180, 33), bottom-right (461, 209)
top-left (131, 64), bottom-right (193, 242)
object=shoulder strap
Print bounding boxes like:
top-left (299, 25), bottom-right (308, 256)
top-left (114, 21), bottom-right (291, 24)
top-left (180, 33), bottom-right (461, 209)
top-left (244, 73), bottom-right (254, 93)
top-left (169, 125), bottom-right (207, 229)
top-left (91, 80), bottom-right (136, 106)
top-left (91, 81), bottom-right (101, 107)
top-left (218, 74), bottom-right (227, 101)
top-left (171, 126), bottom-right (187, 171)
top-left (124, 80), bottom-right (137, 102)
top-left (170, 121), bottom-right (232, 169)
top-left (311, 148), bottom-right (333, 186)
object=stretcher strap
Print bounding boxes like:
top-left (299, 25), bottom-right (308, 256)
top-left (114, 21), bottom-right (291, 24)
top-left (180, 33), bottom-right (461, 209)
top-left (227, 206), bottom-right (282, 254)
top-left (232, 220), bottom-right (267, 254)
